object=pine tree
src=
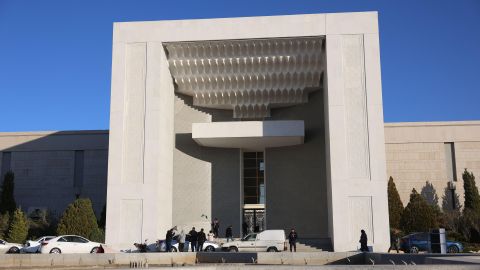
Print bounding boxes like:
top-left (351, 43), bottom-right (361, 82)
top-left (388, 177), bottom-right (404, 229)
top-left (442, 186), bottom-right (462, 212)
top-left (462, 169), bottom-right (480, 214)
top-left (57, 198), bottom-right (100, 240)
top-left (0, 212), bottom-right (10, 239)
top-left (400, 188), bottom-right (438, 234)
top-left (6, 208), bottom-right (28, 243)
top-left (0, 171), bottom-right (16, 214)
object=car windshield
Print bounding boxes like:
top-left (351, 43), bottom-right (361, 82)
top-left (243, 234), bottom-right (257, 241)
top-left (0, 239), bottom-right (5, 245)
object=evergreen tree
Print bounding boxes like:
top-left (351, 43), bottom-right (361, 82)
top-left (0, 212), bottom-right (10, 239)
top-left (0, 171), bottom-right (16, 214)
top-left (57, 198), bottom-right (100, 240)
top-left (462, 169), bottom-right (480, 214)
top-left (6, 208), bottom-right (28, 243)
top-left (421, 181), bottom-right (439, 207)
top-left (442, 186), bottom-right (462, 212)
top-left (98, 204), bottom-right (106, 230)
top-left (387, 177), bottom-right (404, 229)
top-left (400, 188), bottom-right (438, 234)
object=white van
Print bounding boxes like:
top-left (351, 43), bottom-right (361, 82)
top-left (221, 230), bottom-right (286, 252)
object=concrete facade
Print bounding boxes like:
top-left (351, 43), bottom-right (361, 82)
top-left (105, 11), bottom-right (389, 252)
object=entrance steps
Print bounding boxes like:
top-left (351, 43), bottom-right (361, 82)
top-left (295, 238), bottom-right (333, 252)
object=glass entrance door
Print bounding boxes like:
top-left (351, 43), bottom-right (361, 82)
top-left (242, 152), bottom-right (265, 236)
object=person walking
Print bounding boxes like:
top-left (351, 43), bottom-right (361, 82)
top-left (359, 229), bottom-right (369, 252)
top-left (388, 229), bottom-right (400, 253)
top-left (178, 229), bottom-right (186, 252)
top-left (165, 228), bottom-right (175, 252)
top-left (212, 218), bottom-right (220, 238)
top-left (288, 228), bottom-right (298, 252)
top-left (207, 230), bottom-right (215, 242)
top-left (225, 225), bottom-right (233, 242)
top-left (197, 228), bottom-right (206, 251)
top-left (189, 227), bottom-right (198, 252)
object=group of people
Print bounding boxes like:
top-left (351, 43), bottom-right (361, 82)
top-left (164, 218), bottom-right (232, 252)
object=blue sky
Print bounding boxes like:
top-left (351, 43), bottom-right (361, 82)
top-left (0, 0), bottom-right (479, 131)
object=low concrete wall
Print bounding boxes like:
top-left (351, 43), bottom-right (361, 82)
top-left (365, 253), bottom-right (480, 265)
top-left (0, 253), bottom-right (196, 268)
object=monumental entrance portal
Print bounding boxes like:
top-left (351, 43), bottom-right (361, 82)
top-left (106, 12), bottom-right (390, 252)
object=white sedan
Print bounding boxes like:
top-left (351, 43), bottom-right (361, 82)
top-left (22, 236), bottom-right (56, 253)
top-left (0, 239), bottom-right (22, 253)
top-left (40, 235), bottom-right (102, 254)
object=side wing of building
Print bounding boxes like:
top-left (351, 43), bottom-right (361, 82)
top-left (384, 121), bottom-right (480, 208)
top-left (0, 131), bottom-right (109, 218)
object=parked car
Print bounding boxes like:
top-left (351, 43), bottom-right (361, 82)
top-left (0, 239), bottom-right (22, 253)
top-left (40, 235), bottom-right (102, 254)
top-left (221, 230), bottom-right (285, 252)
top-left (400, 232), bottom-right (464, 253)
top-left (22, 236), bottom-right (56, 253)
top-left (157, 235), bottom-right (219, 252)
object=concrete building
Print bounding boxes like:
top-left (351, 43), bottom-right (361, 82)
top-left (105, 11), bottom-right (389, 252)
top-left (0, 12), bottom-right (479, 252)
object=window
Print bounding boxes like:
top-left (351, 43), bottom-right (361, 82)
top-left (244, 234), bottom-right (257, 241)
top-left (243, 152), bottom-right (265, 204)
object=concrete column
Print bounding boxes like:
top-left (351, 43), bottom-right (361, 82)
top-left (325, 30), bottom-right (389, 251)
top-left (106, 40), bottom-right (174, 249)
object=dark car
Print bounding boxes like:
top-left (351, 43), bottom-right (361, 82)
top-left (400, 232), bottom-right (463, 253)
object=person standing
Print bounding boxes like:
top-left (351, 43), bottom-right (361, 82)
top-left (189, 227), bottom-right (198, 252)
top-left (242, 221), bottom-right (248, 237)
top-left (288, 228), bottom-right (298, 252)
top-left (359, 230), bottom-right (369, 252)
top-left (178, 229), bottom-right (186, 252)
top-left (225, 225), bottom-right (233, 242)
top-left (212, 218), bottom-right (220, 238)
top-left (197, 228), bottom-right (206, 251)
top-left (165, 228), bottom-right (174, 252)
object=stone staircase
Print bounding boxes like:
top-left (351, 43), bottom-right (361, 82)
top-left (294, 238), bottom-right (333, 252)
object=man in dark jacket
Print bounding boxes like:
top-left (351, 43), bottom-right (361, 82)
top-left (197, 228), bottom-right (207, 251)
top-left (212, 218), bottom-right (220, 238)
top-left (359, 230), bottom-right (369, 252)
top-left (288, 228), bottom-right (298, 252)
top-left (225, 225), bottom-right (233, 242)
top-left (189, 227), bottom-right (198, 252)
top-left (165, 228), bottom-right (175, 252)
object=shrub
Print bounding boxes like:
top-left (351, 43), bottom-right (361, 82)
top-left (56, 198), bottom-right (99, 240)
top-left (400, 188), bottom-right (438, 234)
top-left (388, 177), bottom-right (404, 229)
top-left (6, 208), bottom-right (28, 243)
top-left (0, 171), bottom-right (16, 214)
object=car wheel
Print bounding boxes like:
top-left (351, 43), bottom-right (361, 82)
top-left (267, 247), bottom-right (278, 252)
top-left (447, 245), bottom-right (459, 253)
top-left (170, 246), bottom-right (178, 252)
top-left (229, 246), bottom-right (238, 252)
top-left (90, 247), bottom-right (99, 253)
top-left (50, 248), bottom-right (61, 254)
top-left (8, 247), bottom-right (20, 254)
top-left (409, 246), bottom-right (419, 254)
top-left (204, 245), bottom-right (215, 252)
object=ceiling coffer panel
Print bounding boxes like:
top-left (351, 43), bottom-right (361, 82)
top-left (164, 37), bottom-right (324, 118)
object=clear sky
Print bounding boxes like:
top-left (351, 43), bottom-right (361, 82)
top-left (0, 0), bottom-right (479, 132)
